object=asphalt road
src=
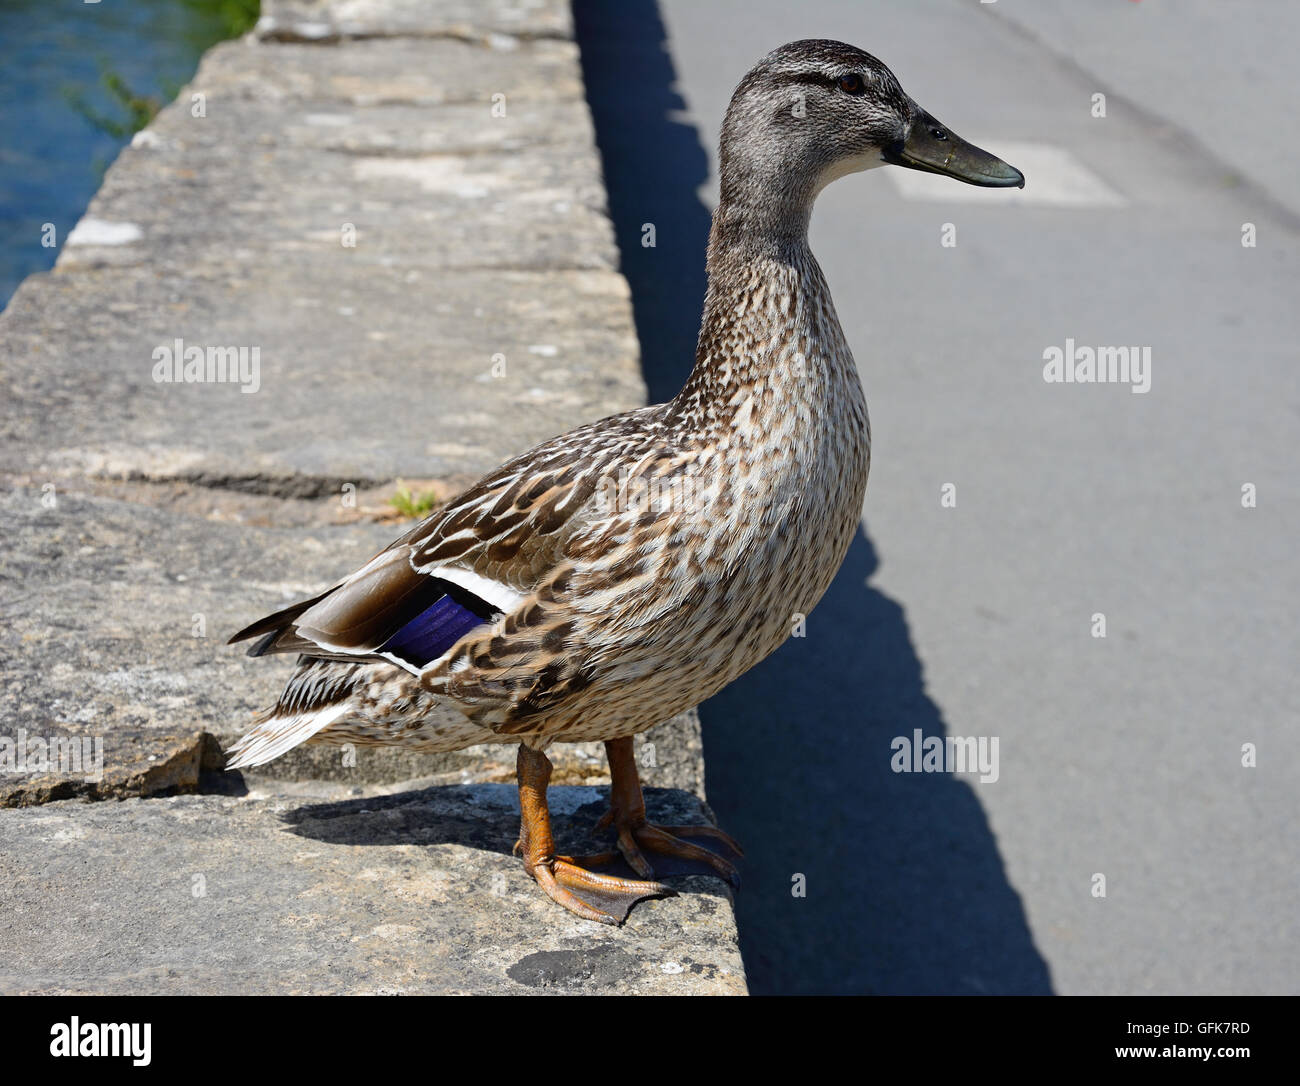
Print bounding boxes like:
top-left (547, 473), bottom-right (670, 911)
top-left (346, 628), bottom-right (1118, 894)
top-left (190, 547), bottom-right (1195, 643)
top-left (577, 0), bottom-right (1298, 994)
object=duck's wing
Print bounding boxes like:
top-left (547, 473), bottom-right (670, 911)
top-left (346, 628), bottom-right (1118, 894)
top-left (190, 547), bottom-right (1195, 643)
top-left (229, 405), bottom-right (674, 682)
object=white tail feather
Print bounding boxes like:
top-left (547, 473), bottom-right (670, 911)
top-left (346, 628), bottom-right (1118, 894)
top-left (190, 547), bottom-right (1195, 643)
top-left (224, 703), bottom-right (351, 770)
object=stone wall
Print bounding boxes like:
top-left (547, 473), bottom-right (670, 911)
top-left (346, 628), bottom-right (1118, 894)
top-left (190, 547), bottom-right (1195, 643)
top-left (0, 0), bottom-right (744, 995)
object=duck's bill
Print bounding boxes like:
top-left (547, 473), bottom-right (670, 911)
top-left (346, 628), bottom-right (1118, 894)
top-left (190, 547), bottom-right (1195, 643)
top-left (884, 111), bottom-right (1024, 189)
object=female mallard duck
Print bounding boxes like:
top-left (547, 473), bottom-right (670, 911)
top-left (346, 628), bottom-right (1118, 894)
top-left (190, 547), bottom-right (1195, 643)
top-left (227, 39), bottom-right (1022, 924)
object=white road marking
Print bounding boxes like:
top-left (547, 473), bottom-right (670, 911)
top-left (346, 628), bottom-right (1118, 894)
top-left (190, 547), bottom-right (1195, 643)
top-left (886, 141), bottom-right (1126, 207)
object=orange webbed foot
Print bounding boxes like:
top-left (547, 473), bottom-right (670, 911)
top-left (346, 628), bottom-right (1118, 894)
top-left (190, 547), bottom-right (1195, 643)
top-left (529, 856), bottom-right (675, 925)
top-left (585, 811), bottom-right (744, 887)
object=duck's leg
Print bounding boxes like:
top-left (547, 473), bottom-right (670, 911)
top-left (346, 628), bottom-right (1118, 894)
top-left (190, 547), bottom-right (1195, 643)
top-left (516, 742), bottom-right (673, 925)
top-left (593, 737), bottom-right (744, 887)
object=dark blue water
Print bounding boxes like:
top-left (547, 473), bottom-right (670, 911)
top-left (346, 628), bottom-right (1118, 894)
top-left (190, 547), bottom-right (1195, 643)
top-left (0, 0), bottom-right (248, 309)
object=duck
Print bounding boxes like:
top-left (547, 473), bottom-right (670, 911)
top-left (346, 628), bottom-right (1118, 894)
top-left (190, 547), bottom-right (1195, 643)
top-left (226, 39), bottom-right (1023, 925)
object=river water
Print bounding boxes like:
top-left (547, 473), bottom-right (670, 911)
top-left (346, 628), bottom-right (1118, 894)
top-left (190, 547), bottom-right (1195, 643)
top-left (0, 0), bottom-right (250, 308)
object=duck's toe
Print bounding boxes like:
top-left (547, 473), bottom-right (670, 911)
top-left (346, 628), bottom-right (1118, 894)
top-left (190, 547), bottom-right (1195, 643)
top-left (530, 857), bottom-right (674, 925)
top-left (587, 819), bottom-right (744, 889)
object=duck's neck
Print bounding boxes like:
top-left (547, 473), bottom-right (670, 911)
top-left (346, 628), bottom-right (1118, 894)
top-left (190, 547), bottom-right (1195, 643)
top-left (713, 168), bottom-right (816, 254)
top-left (669, 193), bottom-right (852, 432)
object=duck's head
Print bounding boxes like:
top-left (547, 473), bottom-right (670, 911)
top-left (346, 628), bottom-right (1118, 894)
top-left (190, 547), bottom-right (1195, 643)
top-left (718, 39), bottom-right (1023, 228)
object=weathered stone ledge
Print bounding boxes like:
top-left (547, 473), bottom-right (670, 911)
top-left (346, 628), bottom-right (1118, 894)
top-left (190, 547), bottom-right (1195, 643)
top-left (0, 0), bottom-right (744, 993)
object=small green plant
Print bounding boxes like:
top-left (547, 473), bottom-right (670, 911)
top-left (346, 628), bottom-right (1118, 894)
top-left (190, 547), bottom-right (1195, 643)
top-left (63, 1), bottom-right (261, 140)
top-left (388, 484), bottom-right (441, 520)
top-left (65, 71), bottom-right (167, 139)
top-left (181, 0), bottom-right (261, 38)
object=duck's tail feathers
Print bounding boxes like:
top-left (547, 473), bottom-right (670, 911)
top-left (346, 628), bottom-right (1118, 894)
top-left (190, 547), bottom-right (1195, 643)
top-left (225, 659), bottom-right (363, 770)
top-left (224, 703), bottom-right (350, 770)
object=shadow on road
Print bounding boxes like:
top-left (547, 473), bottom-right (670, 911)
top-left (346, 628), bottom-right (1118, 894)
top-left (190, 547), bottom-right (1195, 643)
top-left (574, 0), bottom-right (1053, 994)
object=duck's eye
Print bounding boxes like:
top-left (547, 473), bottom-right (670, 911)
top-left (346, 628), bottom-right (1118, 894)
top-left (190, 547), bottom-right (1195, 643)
top-left (837, 73), bottom-right (866, 96)
top-left (930, 126), bottom-right (948, 141)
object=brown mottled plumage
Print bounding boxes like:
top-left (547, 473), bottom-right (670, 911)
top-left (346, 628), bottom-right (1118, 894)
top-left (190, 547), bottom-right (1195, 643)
top-left (226, 40), bottom-right (1023, 924)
